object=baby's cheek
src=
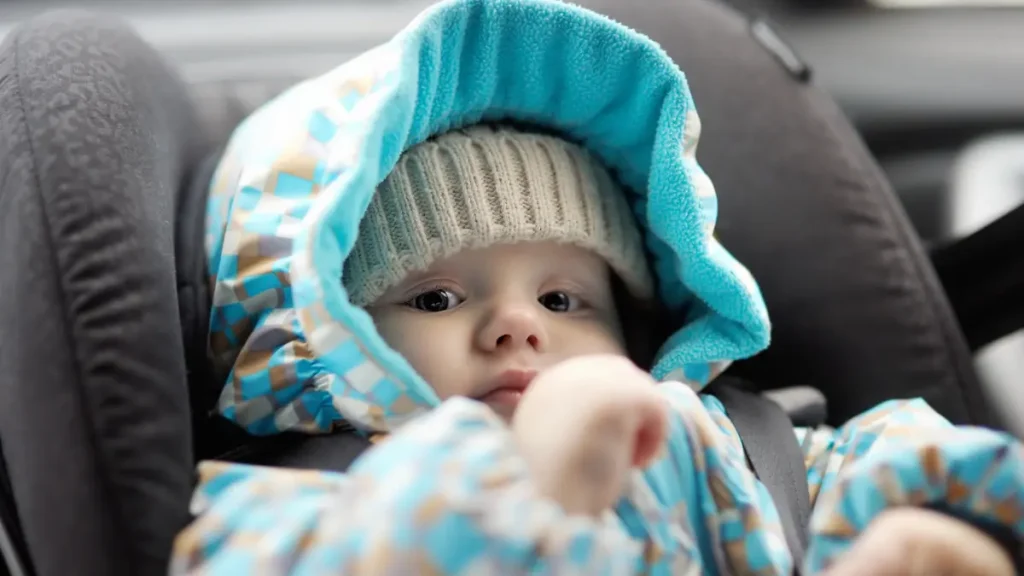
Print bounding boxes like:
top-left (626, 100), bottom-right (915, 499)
top-left (370, 312), bottom-right (473, 400)
top-left (401, 348), bottom-right (455, 398)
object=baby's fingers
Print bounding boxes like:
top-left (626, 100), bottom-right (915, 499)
top-left (821, 508), bottom-right (1014, 576)
top-left (626, 390), bottom-right (668, 470)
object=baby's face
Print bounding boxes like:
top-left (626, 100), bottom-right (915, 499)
top-left (367, 241), bottom-right (628, 419)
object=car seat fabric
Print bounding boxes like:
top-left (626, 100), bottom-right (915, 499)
top-left (0, 11), bottom-right (210, 576)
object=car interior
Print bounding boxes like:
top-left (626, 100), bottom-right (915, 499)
top-left (0, 0), bottom-right (1022, 574)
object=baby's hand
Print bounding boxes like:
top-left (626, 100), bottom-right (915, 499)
top-left (511, 355), bottom-right (668, 517)
top-left (823, 508), bottom-right (1014, 576)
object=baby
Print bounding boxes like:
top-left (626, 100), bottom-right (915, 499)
top-left (176, 123), bottom-right (1020, 576)
top-left (172, 0), bottom-right (1024, 573)
top-left (339, 125), bottom-right (1018, 571)
top-left (347, 125), bottom-right (669, 517)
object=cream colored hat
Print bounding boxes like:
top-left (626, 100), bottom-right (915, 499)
top-left (343, 124), bottom-right (654, 307)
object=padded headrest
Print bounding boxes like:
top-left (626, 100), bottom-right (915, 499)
top-left (0, 11), bottom-right (211, 576)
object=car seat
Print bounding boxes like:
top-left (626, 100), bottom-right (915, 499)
top-left (0, 1), bottom-right (1010, 575)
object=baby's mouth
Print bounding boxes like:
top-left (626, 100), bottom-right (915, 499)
top-left (475, 369), bottom-right (537, 410)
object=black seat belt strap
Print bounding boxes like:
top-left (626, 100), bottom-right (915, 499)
top-left (711, 380), bottom-right (812, 574)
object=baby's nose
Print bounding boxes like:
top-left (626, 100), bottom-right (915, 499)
top-left (478, 306), bottom-right (546, 352)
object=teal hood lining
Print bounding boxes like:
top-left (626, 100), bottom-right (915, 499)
top-left (204, 0), bottom-right (771, 434)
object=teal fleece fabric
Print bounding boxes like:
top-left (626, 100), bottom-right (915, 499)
top-left (203, 0), bottom-right (771, 436)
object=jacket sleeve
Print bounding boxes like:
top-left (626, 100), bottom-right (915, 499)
top-left (169, 397), bottom-right (642, 575)
top-left (644, 382), bottom-right (795, 576)
top-left (795, 398), bottom-right (1024, 573)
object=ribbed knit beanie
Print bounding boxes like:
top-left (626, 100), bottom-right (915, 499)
top-left (344, 124), bottom-right (654, 307)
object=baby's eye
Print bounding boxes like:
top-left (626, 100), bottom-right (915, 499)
top-left (538, 291), bottom-right (580, 313)
top-left (408, 289), bottom-right (463, 312)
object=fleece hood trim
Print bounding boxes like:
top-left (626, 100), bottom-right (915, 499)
top-left (204, 0), bottom-right (770, 435)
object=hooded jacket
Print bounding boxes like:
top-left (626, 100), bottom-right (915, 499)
top-left (171, 0), bottom-right (1024, 573)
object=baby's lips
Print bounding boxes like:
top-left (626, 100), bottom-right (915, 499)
top-left (477, 387), bottom-right (525, 407)
top-left (475, 368), bottom-right (539, 418)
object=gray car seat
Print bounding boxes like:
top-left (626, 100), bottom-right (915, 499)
top-left (0, 1), bottom-right (1007, 575)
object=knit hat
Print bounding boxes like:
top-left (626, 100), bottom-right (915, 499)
top-left (343, 124), bottom-right (654, 307)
